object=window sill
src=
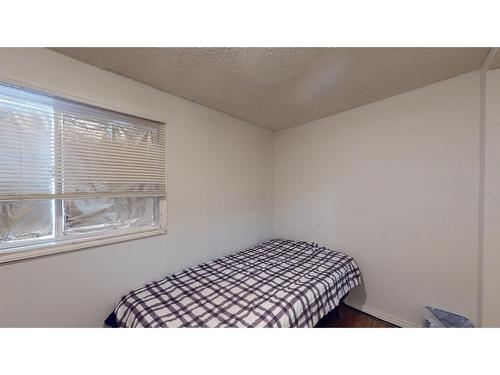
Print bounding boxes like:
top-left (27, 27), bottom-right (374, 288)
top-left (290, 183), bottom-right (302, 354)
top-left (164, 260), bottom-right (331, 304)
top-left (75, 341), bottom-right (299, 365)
top-left (0, 228), bottom-right (167, 264)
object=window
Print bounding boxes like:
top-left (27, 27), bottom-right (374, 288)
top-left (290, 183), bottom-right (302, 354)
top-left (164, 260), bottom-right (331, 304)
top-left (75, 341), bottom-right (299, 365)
top-left (0, 82), bottom-right (166, 262)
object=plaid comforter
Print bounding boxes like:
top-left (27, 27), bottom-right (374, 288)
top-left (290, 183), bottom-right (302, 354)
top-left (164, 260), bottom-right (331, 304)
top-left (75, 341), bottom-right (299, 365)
top-left (113, 239), bottom-right (361, 327)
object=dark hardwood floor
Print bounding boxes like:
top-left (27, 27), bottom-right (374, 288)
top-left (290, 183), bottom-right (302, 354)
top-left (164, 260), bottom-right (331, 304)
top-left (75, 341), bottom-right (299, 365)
top-left (316, 304), bottom-right (396, 328)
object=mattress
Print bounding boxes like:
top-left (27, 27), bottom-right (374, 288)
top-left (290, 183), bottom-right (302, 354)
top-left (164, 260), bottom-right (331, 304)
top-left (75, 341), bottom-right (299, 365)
top-left (110, 239), bottom-right (361, 327)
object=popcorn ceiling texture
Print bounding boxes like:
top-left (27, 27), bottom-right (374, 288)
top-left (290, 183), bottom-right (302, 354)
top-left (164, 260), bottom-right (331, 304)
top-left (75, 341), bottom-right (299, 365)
top-left (52, 48), bottom-right (489, 130)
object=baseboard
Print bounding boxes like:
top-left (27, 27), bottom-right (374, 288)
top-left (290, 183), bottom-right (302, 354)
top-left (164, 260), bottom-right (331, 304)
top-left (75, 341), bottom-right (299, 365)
top-left (346, 302), bottom-right (420, 328)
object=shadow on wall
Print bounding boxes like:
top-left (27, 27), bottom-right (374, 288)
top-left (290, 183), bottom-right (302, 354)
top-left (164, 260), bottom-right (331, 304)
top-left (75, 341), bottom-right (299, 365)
top-left (346, 274), bottom-right (367, 307)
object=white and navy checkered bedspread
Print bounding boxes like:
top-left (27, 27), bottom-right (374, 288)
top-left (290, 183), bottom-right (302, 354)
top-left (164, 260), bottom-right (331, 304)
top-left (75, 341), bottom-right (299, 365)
top-left (113, 239), bottom-right (361, 327)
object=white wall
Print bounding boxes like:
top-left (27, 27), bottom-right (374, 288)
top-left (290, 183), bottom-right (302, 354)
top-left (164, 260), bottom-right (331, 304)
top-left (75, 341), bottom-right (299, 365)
top-left (483, 68), bottom-right (500, 327)
top-left (0, 48), bottom-right (274, 327)
top-left (274, 72), bottom-right (481, 327)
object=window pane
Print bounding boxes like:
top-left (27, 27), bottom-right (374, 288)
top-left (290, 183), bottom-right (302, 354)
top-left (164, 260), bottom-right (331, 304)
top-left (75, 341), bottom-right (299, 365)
top-left (0, 200), bottom-right (54, 243)
top-left (64, 197), bottom-right (159, 234)
top-left (56, 102), bottom-right (165, 196)
top-left (0, 85), bottom-right (55, 197)
top-left (113, 197), bottom-right (159, 229)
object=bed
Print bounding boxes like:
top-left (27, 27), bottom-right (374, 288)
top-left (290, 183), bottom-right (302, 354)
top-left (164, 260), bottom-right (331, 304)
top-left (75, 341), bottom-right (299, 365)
top-left (105, 238), bottom-right (361, 327)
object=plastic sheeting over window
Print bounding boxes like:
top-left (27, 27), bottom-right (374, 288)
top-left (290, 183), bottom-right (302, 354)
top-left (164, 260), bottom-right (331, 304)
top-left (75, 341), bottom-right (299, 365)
top-left (0, 200), bottom-right (53, 242)
top-left (0, 81), bottom-right (166, 202)
top-left (64, 197), bottom-right (159, 234)
top-left (57, 104), bottom-right (166, 197)
top-left (0, 81), bottom-right (166, 256)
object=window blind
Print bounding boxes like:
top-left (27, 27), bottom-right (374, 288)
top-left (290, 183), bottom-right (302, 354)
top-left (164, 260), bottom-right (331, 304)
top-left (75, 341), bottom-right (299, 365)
top-left (0, 82), bottom-right (166, 202)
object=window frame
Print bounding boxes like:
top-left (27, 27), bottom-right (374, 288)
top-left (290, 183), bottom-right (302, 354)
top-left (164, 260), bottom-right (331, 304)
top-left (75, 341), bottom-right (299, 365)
top-left (0, 78), bottom-right (167, 264)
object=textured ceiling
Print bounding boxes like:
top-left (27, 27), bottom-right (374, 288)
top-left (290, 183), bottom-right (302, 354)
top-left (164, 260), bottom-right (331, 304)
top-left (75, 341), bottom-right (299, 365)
top-left (52, 48), bottom-right (489, 130)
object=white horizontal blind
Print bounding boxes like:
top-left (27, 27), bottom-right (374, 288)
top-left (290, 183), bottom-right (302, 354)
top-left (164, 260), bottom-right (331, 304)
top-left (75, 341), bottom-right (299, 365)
top-left (0, 82), bottom-right (166, 201)
top-left (55, 100), bottom-right (166, 198)
top-left (0, 84), bottom-right (56, 199)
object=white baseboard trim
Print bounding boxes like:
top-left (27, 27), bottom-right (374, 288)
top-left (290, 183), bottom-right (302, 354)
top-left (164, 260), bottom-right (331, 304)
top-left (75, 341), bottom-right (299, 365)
top-left (346, 302), bottom-right (420, 328)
